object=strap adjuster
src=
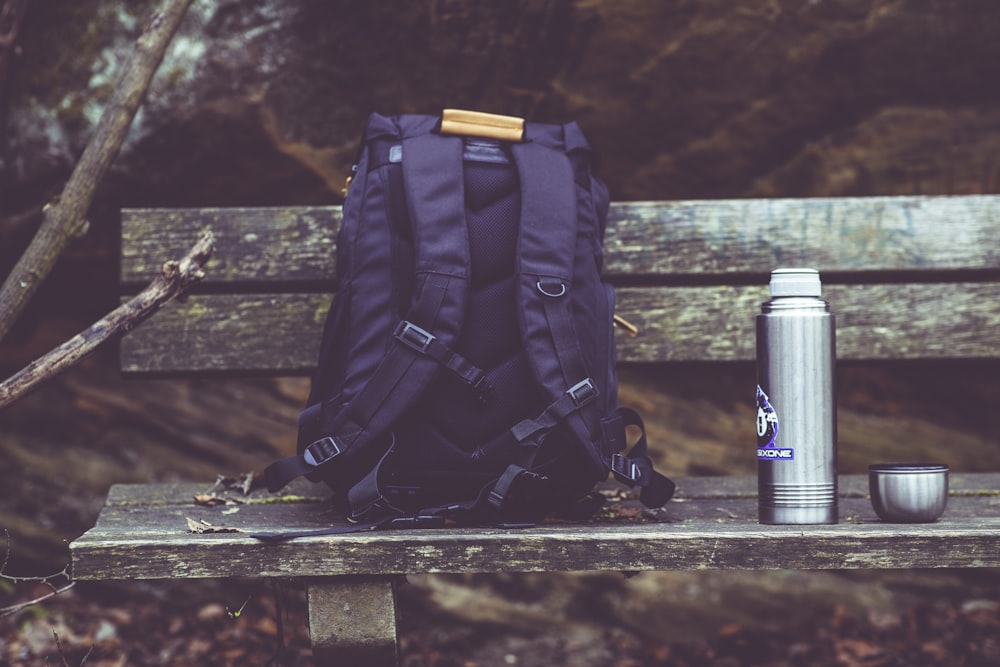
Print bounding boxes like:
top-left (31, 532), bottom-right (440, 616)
top-left (611, 453), bottom-right (643, 484)
top-left (394, 320), bottom-right (435, 353)
top-left (303, 436), bottom-right (342, 467)
top-left (567, 378), bottom-right (597, 406)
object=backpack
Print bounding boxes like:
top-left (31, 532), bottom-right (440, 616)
top-left (260, 110), bottom-right (674, 536)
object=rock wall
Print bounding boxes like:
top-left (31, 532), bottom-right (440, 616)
top-left (5, 0), bottom-right (1000, 213)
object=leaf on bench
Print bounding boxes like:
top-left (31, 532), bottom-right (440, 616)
top-left (185, 517), bottom-right (243, 534)
top-left (193, 493), bottom-right (246, 507)
top-left (206, 471), bottom-right (262, 496)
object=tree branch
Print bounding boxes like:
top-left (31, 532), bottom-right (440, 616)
top-left (0, 0), bottom-right (195, 344)
top-left (0, 230), bottom-right (214, 411)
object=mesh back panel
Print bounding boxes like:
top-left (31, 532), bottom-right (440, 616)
top-left (398, 153), bottom-right (537, 459)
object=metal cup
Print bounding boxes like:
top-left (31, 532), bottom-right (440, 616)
top-left (868, 463), bottom-right (949, 523)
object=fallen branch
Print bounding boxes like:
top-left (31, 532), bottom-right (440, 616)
top-left (0, 229), bottom-right (214, 410)
top-left (0, 0), bottom-right (195, 344)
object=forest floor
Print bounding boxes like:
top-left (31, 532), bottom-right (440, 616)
top-left (3, 572), bottom-right (1000, 666)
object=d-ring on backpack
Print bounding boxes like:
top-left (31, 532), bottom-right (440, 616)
top-left (260, 110), bottom-right (674, 537)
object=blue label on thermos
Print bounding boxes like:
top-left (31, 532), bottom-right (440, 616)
top-left (756, 385), bottom-right (793, 460)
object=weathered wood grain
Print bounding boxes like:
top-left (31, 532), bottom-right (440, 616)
top-left (120, 195), bottom-right (1000, 285)
top-left (617, 282), bottom-right (1000, 362)
top-left (119, 293), bottom-right (329, 374)
top-left (70, 474), bottom-right (1000, 580)
top-left (121, 206), bottom-right (339, 286)
top-left (604, 196), bottom-right (1000, 276)
top-left (118, 282), bottom-right (1000, 373)
top-left (308, 577), bottom-right (399, 666)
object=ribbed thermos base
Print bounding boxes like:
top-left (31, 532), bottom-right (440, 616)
top-left (759, 482), bottom-right (838, 524)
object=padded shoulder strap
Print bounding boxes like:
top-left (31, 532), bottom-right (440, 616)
top-left (508, 140), bottom-right (605, 477)
top-left (265, 128), bottom-right (472, 492)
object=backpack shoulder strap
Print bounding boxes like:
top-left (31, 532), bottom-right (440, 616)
top-left (507, 134), bottom-right (675, 509)
top-left (265, 123), bottom-right (474, 493)
top-left (506, 138), bottom-right (607, 478)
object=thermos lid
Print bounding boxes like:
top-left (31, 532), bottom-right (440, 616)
top-left (769, 268), bottom-right (822, 297)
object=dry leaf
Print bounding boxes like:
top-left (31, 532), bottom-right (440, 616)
top-left (206, 472), bottom-right (263, 496)
top-left (193, 493), bottom-right (226, 506)
top-left (185, 517), bottom-right (242, 534)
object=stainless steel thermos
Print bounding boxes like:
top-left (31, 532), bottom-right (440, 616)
top-left (756, 268), bottom-right (837, 524)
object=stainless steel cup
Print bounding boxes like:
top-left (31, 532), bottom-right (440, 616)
top-left (868, 463), bottom-right (949, 523)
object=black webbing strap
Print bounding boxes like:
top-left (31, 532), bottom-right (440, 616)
top-left (264, 274), bottom-right (455, 492)
top-left (486, 464), bottom-right (551, 510)
top-left (494, 378), bottom-right (597, 510)
top-left (393, 320), bottom-right (492, 401)
top-left (251, 511), bottom-right (460, 541)
top-left (342, 275), bottom-right (452, 430)
top-left (263, 435), bottom-right (344, 492)
top-left (510, 378), bottom-right (598, 446)
top-left (535, 280), bottom-right (592, 396)
top-left (344, 444), bottom-right (405, 523)
top-left (609, 407), bottom-right (676, 508)
top-left (251, 516), bottom-right (396, 541)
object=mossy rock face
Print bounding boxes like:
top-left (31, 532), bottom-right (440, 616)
top-left (11, 2), bottom-right (157, 141)
top-left (6, 0), bottom-right (1000, 209)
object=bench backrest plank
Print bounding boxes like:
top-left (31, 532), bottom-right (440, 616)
top-left (120, 195), bottom-right (1000, 374)
top-left (122, 196), bottom-right (1000, 285)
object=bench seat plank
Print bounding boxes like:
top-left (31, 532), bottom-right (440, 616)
top-left (70, 474), bottom-right (1000, 580)
top-left (120, 195), bottom-right (1000, 285)
top-left (119, 282), bottom-right (1000, 374)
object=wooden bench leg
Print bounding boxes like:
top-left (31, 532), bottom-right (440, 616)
top-left (307, 575), bottom-right (399, 666)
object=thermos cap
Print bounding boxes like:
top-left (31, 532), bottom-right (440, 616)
top-left (769, 268), bottom-right (822, 297)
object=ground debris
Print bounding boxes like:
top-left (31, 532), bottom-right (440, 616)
top-left (5, 576), bottom-right (1000, 666)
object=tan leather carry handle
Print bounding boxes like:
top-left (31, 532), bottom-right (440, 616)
top-left (440, 109), bottom-right (525, 142)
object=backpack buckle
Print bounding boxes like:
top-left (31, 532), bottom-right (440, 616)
top-left (567, 378), bottom-right (597, 407)
top-left (611, 453), bottom-right (643, 484)
top-left (303, 436), bottom-right (343, 467)
top-left (394, 320), bottom-right (436, 354)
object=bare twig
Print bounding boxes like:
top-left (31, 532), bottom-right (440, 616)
top-left (0, 529), bottom-right (75, 618)
top-left (0, 0), bottom-right (195, 344)
top-left (0, 230), bottom-right (215, 410)
top-left (0, 582), bottom-right (76, 618)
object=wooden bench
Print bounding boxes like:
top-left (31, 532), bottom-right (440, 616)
top-left (70, 195), bottom-right (1000, 665)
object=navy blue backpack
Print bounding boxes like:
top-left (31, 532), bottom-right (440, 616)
top-left (262, 110), bottom-right (674, 535)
